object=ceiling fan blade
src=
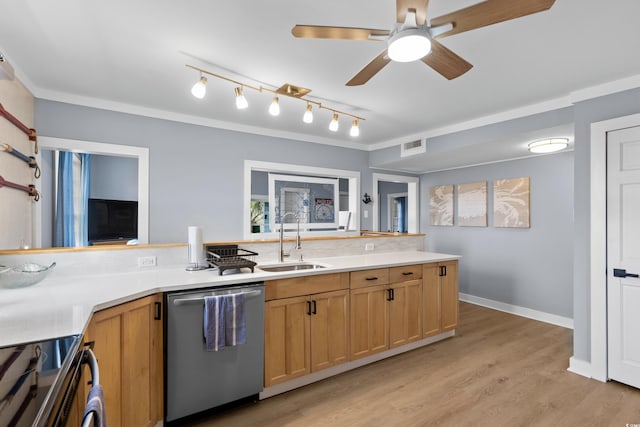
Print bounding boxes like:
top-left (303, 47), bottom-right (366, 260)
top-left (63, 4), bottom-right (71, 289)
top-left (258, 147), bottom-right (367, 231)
top-left (421, 40), bottom-right (473, 80)
top-left (346, 50), bottom-right (391, 86)
top-left (396, 0), bottom-right (430, 25)
top-left (292, 25), bottom-right (389, 41)
top-left (430, 0), bottom-right (555, 38)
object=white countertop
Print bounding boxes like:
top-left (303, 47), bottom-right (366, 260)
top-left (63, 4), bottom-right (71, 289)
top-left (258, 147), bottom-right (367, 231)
top-left (0, 251), bottom-right (459, 348)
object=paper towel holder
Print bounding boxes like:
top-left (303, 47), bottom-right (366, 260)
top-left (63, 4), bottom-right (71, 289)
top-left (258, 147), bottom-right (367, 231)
top-left (186, 226), bottom-right (208, 271)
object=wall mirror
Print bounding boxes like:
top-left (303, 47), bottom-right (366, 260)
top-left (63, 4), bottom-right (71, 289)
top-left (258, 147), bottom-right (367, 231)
top-left (372, 173), bottom-right (419, 234)
top-left (244, 160), bottom-right (360, 240)
top-left (28, 136), bottom-right (149, 249)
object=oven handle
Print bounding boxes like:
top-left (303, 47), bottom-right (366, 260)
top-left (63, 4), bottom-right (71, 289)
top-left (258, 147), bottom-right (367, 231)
top-left (172, 289), bottom-right (262, 306)
top-left (81, 348), bottom-right (101, 427)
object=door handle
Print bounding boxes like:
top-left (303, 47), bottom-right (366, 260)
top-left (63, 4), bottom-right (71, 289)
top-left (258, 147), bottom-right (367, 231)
top-left (307, 301), bottom-right (312, 316)
top-left (613, 268), bottom-right (639, 278)
top-left (312, 300), bottom-right (317, 315)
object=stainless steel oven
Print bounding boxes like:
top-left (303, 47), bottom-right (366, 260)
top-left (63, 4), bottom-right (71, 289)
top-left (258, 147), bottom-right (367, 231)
top-left (0, 335), bottom-right (84, 427)
top-left (0, 335), bottom-right (103, 427)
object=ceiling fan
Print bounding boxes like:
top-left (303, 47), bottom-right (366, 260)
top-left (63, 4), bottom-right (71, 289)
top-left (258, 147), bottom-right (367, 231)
top-left (292, 0), bottom-right (556, 86)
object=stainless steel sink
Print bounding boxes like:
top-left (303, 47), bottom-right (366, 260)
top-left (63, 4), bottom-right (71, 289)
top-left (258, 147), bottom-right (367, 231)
top-left (257, 263), bottom-right (327, 272)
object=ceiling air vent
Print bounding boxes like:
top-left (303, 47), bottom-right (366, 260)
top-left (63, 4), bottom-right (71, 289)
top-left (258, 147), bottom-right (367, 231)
top-left (400, 138), bottom-right (426, 157)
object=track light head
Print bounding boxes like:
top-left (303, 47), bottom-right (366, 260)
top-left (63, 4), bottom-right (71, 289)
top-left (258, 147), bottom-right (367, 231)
top-left (303, 103), bottom-right (313, 124)
top-left (191, 75), bottom-right (207, 99)
top-left (329, 113), bottom-right (339, 132)
top-left (235, 87), bottom-right (248, 109)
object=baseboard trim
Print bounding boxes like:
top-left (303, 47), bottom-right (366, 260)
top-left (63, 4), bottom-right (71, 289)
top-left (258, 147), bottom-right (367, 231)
top-left (259, 330), bottom-right (455, 399)
top-left (567, 356), bottom-right (596, 380)
top-left (459, 293), bottom-right (574, 329)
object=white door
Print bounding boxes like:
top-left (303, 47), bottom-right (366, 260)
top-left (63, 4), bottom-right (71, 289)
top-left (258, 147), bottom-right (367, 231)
top-left (607, 125), bottom-right (640, 388)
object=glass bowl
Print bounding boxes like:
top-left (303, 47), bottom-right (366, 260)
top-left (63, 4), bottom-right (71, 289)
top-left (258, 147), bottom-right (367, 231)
top-left (0, 262), bottom-right (56, 289)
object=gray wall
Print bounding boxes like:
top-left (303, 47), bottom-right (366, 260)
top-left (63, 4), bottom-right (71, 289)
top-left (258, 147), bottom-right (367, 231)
top-left (571, 87), bottom-right (640, 362)
top-left (35, 100), bottom-right (372, 244)
top-left (90, 155), bottom-right (138, 201)
top-left (421, 151), bottom-right (574, 318)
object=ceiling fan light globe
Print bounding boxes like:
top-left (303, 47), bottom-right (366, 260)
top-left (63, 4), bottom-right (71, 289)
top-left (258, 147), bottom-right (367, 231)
top-left (388, 29), bottom-right (431, 62)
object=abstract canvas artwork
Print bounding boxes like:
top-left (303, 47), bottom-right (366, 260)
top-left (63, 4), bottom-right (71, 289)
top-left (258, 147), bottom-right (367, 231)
top-left (429, 184), bottom-right (454, 226)
top-left (458, 181), bottom-right (487, 226)
top-left (493, 177), bottom-right (530, 228)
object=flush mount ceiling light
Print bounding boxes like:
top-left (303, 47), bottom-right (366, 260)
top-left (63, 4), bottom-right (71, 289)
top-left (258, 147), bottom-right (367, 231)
top-left (186, 64), bottom-right (364, 137)
top-left (528, 137), bottom-right (569, 154)
top-left (387, 12), bottom-right (432, 63)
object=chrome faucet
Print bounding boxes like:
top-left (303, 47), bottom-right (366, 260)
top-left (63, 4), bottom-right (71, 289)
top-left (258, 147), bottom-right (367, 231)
top-left (279, 212), bottom-right (302, 262)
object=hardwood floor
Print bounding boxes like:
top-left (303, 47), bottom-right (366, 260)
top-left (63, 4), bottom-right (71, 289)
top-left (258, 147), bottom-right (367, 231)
top-left (184, 302), bottom-right (640, 427)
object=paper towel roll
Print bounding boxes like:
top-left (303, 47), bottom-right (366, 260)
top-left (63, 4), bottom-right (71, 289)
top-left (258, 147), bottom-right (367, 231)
top-left (187, 226), bottom-right (203, 264)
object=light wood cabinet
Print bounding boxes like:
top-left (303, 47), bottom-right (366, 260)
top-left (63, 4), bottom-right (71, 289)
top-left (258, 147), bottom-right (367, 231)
top-left (264, 274), bottom-right (349, 387)
top-left (350, 284), bottom-right (389, 359)
top-left (388, 279), bottom-right (423, 348)
top-left (85, 294), bottom-right (163, 427)
top-left (423, 260), bottom-right (459, 337)
top-left (350, 265), bottom-right (423, 359)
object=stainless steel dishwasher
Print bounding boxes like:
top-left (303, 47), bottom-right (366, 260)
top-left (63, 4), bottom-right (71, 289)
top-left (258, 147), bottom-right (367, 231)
top-left (165, 282), bottom-right (264, 423)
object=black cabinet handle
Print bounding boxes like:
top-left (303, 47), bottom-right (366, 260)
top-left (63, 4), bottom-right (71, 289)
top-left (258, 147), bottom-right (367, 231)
top-left (390, 288), bottom-right (395, 301)
top-left (312, 300), bottom-right (317, 315)
top-left (307, 301), bottom-right (312, 316)
top-left (614, 268), bottom-right (639, 278)
top-left (439, 266), bottom-right (447, 277)
top-left (402, 272), bottom-right (413, 276)
top-left (386, 288), bottom-right (393, 301)
top-left (366, 277), bottom-right (378, 281)
top-left (154, 302), bottom-right (162, 320)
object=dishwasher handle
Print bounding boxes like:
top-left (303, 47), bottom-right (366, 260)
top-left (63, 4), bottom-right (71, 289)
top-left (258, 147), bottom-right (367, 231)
top-left (172, 289), bottom-right (262, 306)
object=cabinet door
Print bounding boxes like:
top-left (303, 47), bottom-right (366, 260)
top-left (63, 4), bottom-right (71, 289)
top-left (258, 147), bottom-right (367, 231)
top-left (310, 289), bottom-right (349, 372)
top-left (440, 260), bottom-right (459, 332)
top-left (389, 279), bottom-right (422, 348)
top-left (422, 263), bottom-right (442, 337)
top-left (264, 295), bottom-right (311, 386)
top-left (86, 294), bottom-right (163, 427)
top-left (350, 284), bottom-right (389, 360)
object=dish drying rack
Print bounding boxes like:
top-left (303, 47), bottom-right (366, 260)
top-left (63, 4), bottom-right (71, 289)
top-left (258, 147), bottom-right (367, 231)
top-left (206, 244), bottom-right (258, 275)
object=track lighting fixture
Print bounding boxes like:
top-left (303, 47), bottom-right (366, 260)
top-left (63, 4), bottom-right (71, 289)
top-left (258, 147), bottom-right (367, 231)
top-left (186, 64), bottom-right (365, 136)
top-left (235, 87), bottom-right (248, 110)
top-left (350, 119), bottom-right (360, 137)
top-left (329, 113), bottom-right (339, 132)
top-left (269, 96), bottom-right (280, 116)
top-left (191, 75), bottom-right (207, 99)
top-left (303, 103), bottom-right (313, 124)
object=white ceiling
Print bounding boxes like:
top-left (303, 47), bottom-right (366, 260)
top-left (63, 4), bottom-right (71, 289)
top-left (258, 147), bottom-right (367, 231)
top-left (1, 0), bottom-right (640, 169)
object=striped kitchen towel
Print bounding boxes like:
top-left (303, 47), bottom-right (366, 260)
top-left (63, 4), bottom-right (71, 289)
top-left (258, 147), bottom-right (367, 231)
top-left (224, 293), bottom-right (246, 346)
top-left (204, 295), bottom-right (226, 351)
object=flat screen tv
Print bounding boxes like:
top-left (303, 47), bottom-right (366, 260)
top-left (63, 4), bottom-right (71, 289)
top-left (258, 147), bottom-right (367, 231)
top-left (88, 198), bottom-right (138, 243)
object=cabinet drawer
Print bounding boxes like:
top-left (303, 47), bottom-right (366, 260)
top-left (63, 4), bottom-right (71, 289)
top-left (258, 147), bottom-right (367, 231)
top-left (389, 264), bottom-right (423, 282)
top-left (350, 268), bottom-right (390, 289)
top-left (265, 273), bottom-right (349, 301)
